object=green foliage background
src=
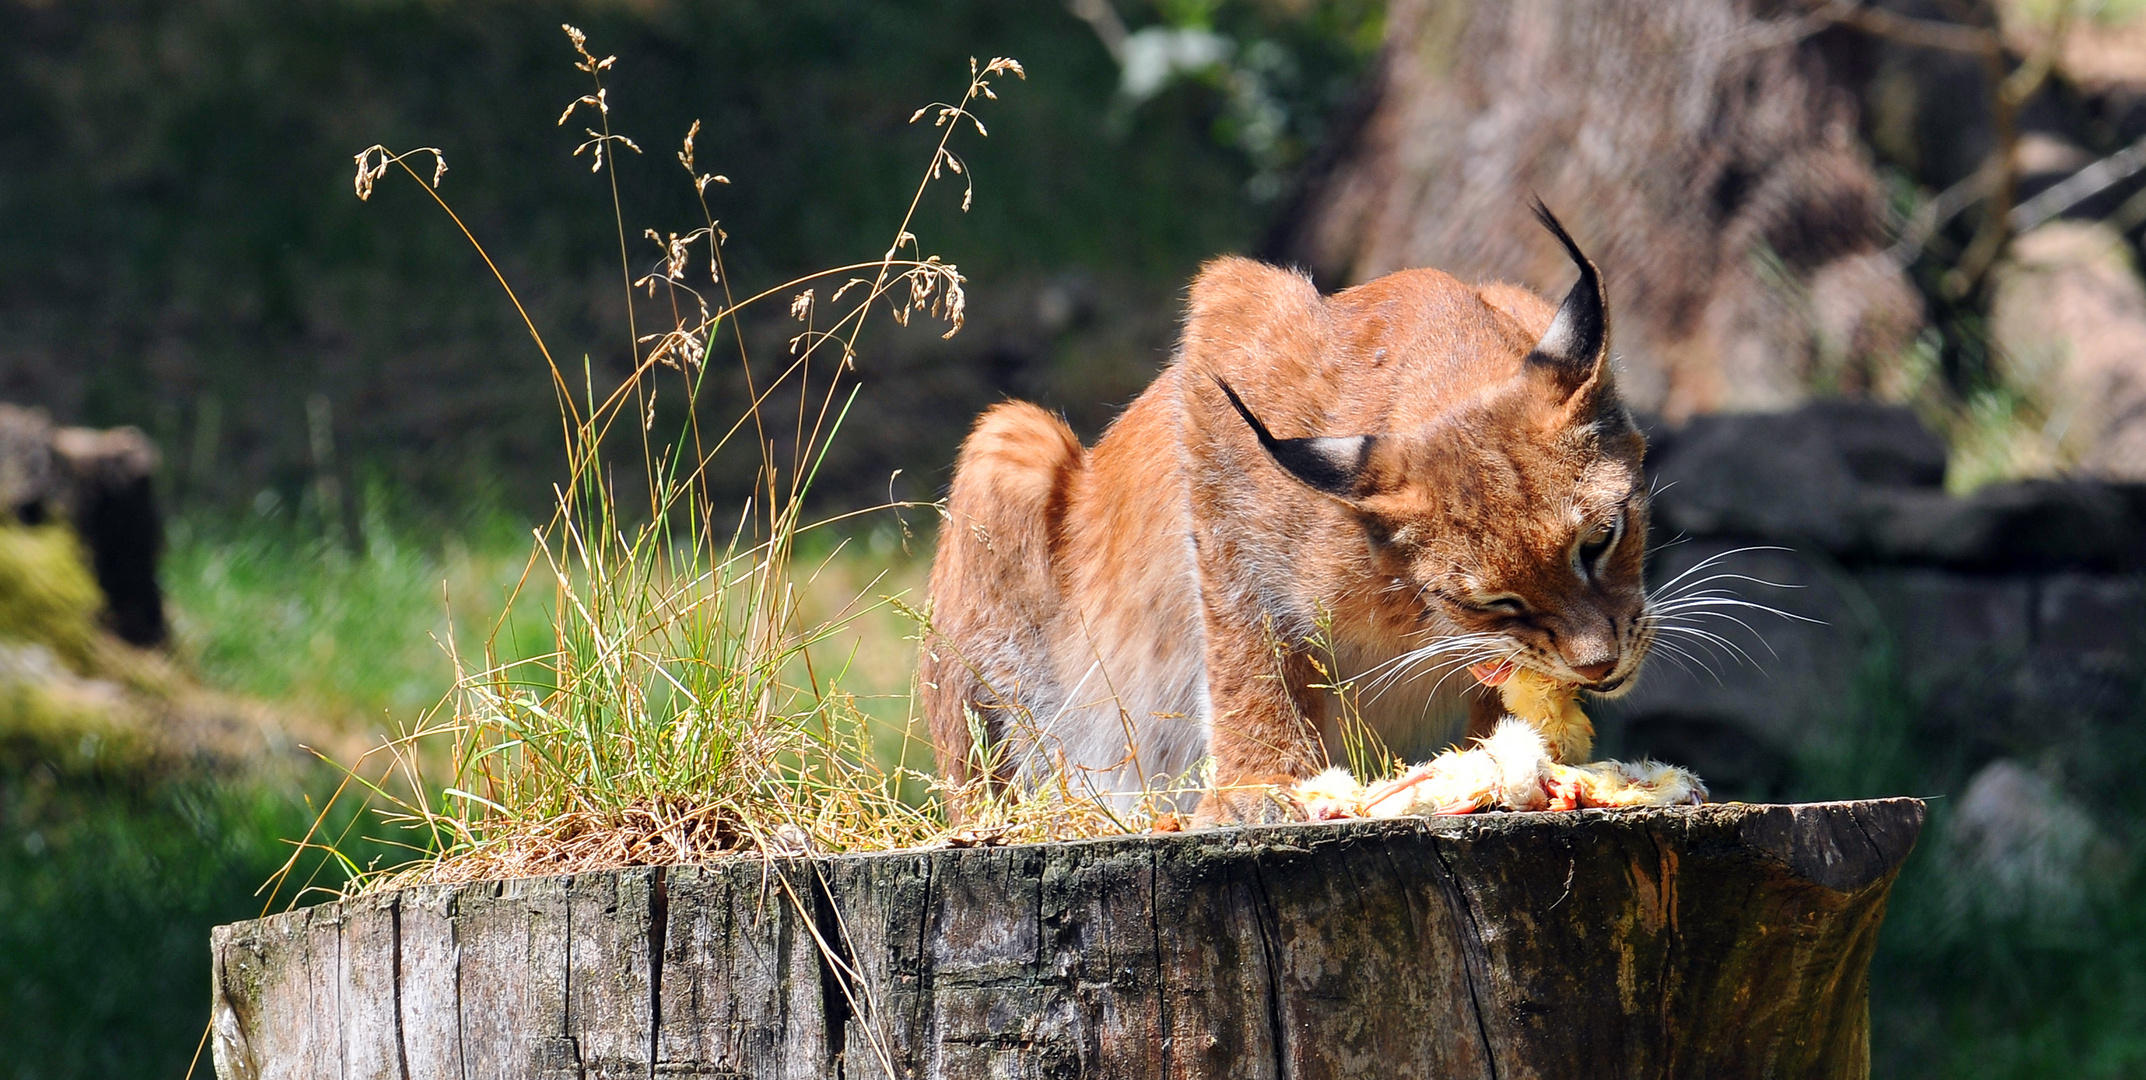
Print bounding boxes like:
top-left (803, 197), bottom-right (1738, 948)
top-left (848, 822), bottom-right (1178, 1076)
top-left (0, 3), bottom-right (1380, 1073)
top-left (0, 0), bottom-right (1377, 513)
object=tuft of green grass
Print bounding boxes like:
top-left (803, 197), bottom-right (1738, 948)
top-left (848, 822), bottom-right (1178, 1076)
top-left (0, 524), bottom-right (105, 675)
top-left (300, 37), bottom-right (1067, 894)
top-left (163, 506), bottom-right (552, 728)
top-left (1938, 383), bottom-right (2074, 494)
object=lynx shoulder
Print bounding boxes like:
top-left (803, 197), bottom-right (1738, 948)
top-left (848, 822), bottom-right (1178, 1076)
top-left (921, 205), bottom-right (1654, 823)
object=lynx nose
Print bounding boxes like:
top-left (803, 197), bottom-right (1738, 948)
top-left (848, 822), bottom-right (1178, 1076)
top-left (1570, 659), bottom-right (1617, 684)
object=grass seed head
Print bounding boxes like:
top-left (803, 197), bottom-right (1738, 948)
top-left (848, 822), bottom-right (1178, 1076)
top-left (313, 45), bottom-right (1055, 895)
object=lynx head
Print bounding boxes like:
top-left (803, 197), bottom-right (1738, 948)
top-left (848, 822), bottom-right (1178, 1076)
top-left (1214, 203), bottom-right (1650, 692)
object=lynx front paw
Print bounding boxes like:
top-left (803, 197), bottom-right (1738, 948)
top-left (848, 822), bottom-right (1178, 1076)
top-left (1193, 773), bottom-right (1311, 827)
top-left (1289, 767), bottom-right (1369, 820)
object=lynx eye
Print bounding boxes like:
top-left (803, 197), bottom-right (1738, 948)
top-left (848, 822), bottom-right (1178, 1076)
top-left (1469, 593), bottom-right (1529, 617)
top-left (1576, 513), bottom-right (1623, 577)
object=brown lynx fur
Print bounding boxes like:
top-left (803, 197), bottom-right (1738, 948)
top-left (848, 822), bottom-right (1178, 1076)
top-left (921, 207), bottom-right (1652, 823)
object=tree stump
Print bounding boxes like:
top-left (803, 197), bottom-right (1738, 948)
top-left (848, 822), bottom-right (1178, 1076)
top-left (210, 799), bottom-right (1922, 1079)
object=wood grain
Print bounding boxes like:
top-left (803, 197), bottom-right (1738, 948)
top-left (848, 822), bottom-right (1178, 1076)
top-left (212, 800), bottom-right (1922, 1080)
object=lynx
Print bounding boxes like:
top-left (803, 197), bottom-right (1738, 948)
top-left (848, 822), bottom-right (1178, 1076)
top-left (920, 205), bottom-right (1651, 822)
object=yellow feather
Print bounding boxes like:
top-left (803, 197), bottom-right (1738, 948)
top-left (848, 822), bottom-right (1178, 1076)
top-left (1495, 667), bottom-right (1594, 763)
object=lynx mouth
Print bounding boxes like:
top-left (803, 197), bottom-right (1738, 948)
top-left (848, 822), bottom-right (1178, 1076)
top-left (1472, 657), bottom-right (1625, 693)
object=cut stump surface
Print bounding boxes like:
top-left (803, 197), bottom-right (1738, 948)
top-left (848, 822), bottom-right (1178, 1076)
top-left (211, 799), bottom-right (1923, 1079)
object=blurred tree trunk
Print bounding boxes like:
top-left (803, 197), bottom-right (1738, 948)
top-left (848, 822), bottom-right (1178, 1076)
top-left (1275, 0), bottom-right (1925, 420)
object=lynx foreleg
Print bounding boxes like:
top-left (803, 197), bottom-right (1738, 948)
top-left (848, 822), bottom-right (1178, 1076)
top-left (1192, 610), bottom-right (1331, 825)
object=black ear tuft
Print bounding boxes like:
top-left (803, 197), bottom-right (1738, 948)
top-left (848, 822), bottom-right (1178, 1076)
top-left (1211, 375), bottom-right (1374, 500)
top-left (1526, 199), bottom-right (1609, 385)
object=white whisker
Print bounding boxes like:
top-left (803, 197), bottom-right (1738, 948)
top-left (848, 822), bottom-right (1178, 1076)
top-left (1648, 638), bottom-right (1724, 684)
top-left (1640, 634), bottom-right (1704, 679)
top-left (1649, 594), bottom-right (1824, 625)
top-left (1424, 644), bottom-right (1522, 699)
top-left (1647, 546), bottom-right (1794, 598)
top-left (1652, 611), bottom-right (1780, 656)
top-left (1358, 633), bottom-right (1499, 685)
top-left (1654, 573), bottom-right (1809, 602)
top-left (1653, 623), bottom-right (1763, 670)
top-left (1365, 644), bottom-right (1491, 697)
top-left (1649, 632), bottom-right (1719, 670)
top-left (1653, 613), bottom-right (1778, 660)
top-left (1636, 548), bottom-right (1825, 684)
top-left (1365, 640), bottom-right (1509, 701)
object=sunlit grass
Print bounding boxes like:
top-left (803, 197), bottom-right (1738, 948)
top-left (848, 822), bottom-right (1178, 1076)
top-left (277, 34), bottom-right (1117, 897)
top-left (163, 507), bottom-right (553, 728)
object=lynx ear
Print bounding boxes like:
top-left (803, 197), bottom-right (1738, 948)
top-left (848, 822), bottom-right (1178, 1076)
top-left (1525, 200), bottom-right (1610, 392)
top-left (1211, 376), bottom-right (1373, 500)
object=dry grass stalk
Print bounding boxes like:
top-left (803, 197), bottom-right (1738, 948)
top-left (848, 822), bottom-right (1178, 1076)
top-left (265, 33), bottom-right (1120, 905)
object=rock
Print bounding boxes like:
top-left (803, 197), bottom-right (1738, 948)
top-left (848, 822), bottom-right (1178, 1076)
top-left (1649, 400), bottom-right (1947, 552)
top-left (1651, 409), bottom-right (1862, 549)
top-left (1649, 401), bottom-right (2146, 570)
top-left (1859, 569), bottom-right (2037, 680)
top-left (1988, 221), bottom-right (2146, 481)
top-left (0, 405), bottom-right (57, 517)
top-left (1942, 759), bottom-right (2104, 921)
top-left (51, 426), bottom-right (166, 646)
top-left (1609, 543), bottom-right (1856, 766)
top-left (1807, 399), bottom-right (1950, 488)
top-left (0, 402), bottom-right (167, 647)
top-left (2036, 573), bottom-right (2146, 662)
top-left (1604, 540), bottom-right (2144, 788)
top-left (1864, 479), bottom-right (2146, 571)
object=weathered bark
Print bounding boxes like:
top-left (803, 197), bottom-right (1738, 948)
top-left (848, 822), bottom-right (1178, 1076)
top-left (211, 799), bottom-right (1923, 1080)
top-left (1276, 0), bottom-right (1924, 420)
